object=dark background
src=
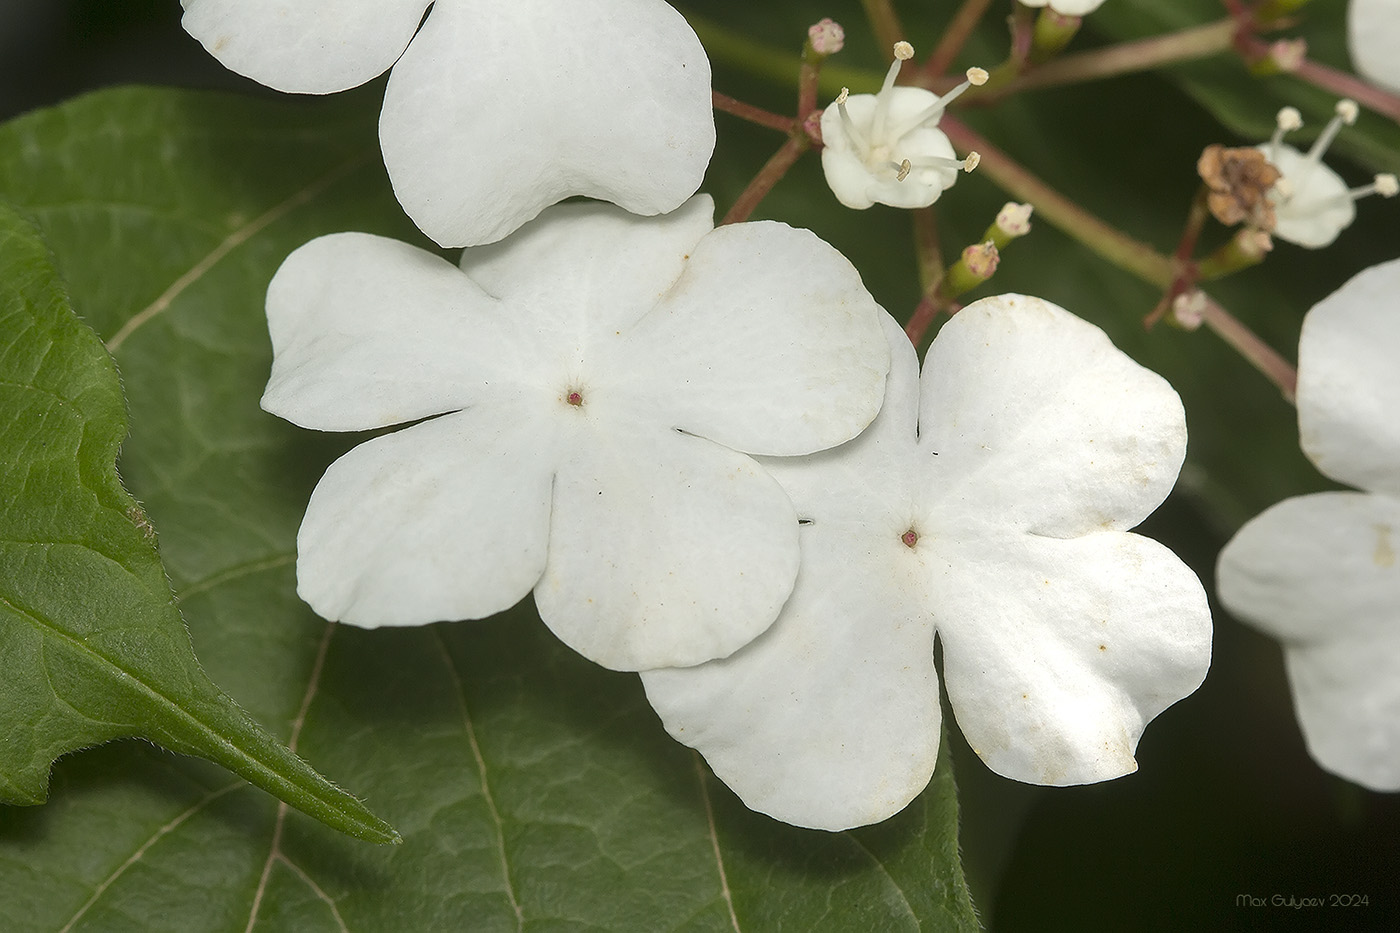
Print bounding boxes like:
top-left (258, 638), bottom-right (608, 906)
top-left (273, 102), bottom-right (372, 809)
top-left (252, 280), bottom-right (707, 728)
top-left (3, 1), bottom-right (1397, 930)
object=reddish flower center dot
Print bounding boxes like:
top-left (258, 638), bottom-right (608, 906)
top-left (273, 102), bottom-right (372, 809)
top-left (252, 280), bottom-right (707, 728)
top-left (566, 391), bottom-right (583, 406)
top-left (901, 529), bottom-right (919, 548)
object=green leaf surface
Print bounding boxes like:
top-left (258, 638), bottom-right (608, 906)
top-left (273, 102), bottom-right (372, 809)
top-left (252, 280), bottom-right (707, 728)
top-left (0, 200), bottom-right (393, 844)
top-left (0, 86), bottom-right (978, 931)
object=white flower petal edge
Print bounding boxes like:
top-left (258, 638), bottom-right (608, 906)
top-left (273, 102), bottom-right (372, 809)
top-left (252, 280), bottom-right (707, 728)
top-left (184, 0), bottom-right (715, 248)
top-left (263, 233), bottom-right (538, 432)
top-left (264, 195), bottom-right (891, 672)
top-left (918, 294), bottom-right (1187, 537)
top-left (298, 399), bottom-right (559, 627)
top-left (938, 532), bottom-right (1211, 784)
top-left (1217, 492), bottom-right (1400, 791)
top-left (181, 0), bottom-right (429, 94)
top-left (1297, 257), bottom-right (1400, 498)
top-left (380, 0), bottom-right (714, 247)
top-left (644, 299), bottom-right (1210, 829)
top-left (1349, 0), bottom-right (1400, 94)
top-left (539, 424), bottom-right (799, 672)
top-left (614, 223), bottom-right (891, 456)
top-left (1018, 0), bottom-right (1107, 15)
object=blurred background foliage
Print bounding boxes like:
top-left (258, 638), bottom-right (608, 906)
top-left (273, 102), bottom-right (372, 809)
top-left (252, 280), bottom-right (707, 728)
top-left (2, 0), bottom-right (1397, 929)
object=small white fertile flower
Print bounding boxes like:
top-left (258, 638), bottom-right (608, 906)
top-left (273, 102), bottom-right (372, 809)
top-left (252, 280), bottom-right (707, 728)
top-left (180, 0), bottom-right (715, 248)
top-left (820, 43), bottom-right (983, 210)
top-left (1259, 101), bottom-right (1396, 248)
top-left (1018, 0), bottom-right (1108, 15)
top-left (643, 298), bottom-right (1211, 831)
top-left (1218, 258), bottom-right (1400, 792)
top-left (261, 196), bottom-right (890, 672)
top-left (1349, 0), bottom-right (1400, 93)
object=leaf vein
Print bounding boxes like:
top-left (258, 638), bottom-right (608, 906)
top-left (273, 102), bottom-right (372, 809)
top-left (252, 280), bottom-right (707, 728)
top-left (692, 752), bottom-right (741, 933)
top-left (58, 781), bottom-right (243, 933)
top-left (434, 632), bottom-right (524, 932)
top-left (106, 152), bottom-right (372, 353)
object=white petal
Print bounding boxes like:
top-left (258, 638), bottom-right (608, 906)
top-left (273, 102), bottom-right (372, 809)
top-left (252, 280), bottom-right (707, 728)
top-left (1297, 258), bottom-right (1400, 497)
top-left (1217, 491), bottom-right (1400, 790)
top-left (937, 531), bottom-right (1212, 785)
top-left (379, 0), bottom-right (714, 247)
top-left (612, 221), bottom-right (890, 456)
top-left (642, 521), bottom-right (940, 831)
top-left (1349, 0), bottom-right (1400, 94)
top-left (1017, 0), bottom-right (1108, 12)
top-left (1217, 492), bottom-right (1400, 646)
top-left (758, 309), bottom-right (924, 523)
top-left (1286, 635), bottom-right (1400, 791)
top-left (263, 233), bottom-right (543, 432)
top-left (919, 294), bottom-right (1186, 537)
top-left (458, 197), bottom-right (714, 342)
top-left (180, 0), bottom-right (429, 94)
top-left (296, 399), bottom-right (560, 628)
top-left (535, 421), bottom-right (798, 671)
top-left (1263, 144), bottom-right (1355, 249)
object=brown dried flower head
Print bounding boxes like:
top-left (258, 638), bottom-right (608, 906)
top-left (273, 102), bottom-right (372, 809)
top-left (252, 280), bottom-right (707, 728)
top-left (1197, 144), bottom-right (1282, 230)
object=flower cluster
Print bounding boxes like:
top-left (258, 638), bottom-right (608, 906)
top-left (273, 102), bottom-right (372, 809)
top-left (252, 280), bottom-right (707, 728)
top-left (186, 4), bottom-right (1220, 829)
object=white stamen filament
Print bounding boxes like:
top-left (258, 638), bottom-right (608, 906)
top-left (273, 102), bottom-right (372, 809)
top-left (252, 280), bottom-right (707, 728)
top-left (1346, 173), bottom-right (1399, 200)
top-left (894, 68), bottom-right (987, 139)
top-left (834, 88), bottom-right (869, 153)
top-left (1307, 99), bottom-right (1358, 163)
top-left (904, 153), bottom-right (976, 173)
top-left (871, 43), bottom-right (914, 143)
top-left (1269, 106), bottom-right (1302, 160)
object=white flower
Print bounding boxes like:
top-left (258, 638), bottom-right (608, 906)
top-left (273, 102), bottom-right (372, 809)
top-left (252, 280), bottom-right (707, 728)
top-left (180, 0), bottom-right (715, 248)
top-left (1259, 102), bottom-right (1398, 249)
top-left (820, 43), bottom-right (983, 210)
top-left (260, 196), bottom-right (890, 672)
top-left (1349, 0), bottom-right (1400, 94)
top-left (1217, 257), bottom-right (1400, 792)
top-left (642, 297), bottom-right (1212, 830)
top-left (1018, 0), bottom-right (1107, 15)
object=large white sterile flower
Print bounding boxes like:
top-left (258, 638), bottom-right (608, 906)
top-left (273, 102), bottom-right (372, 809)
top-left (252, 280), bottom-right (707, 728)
top-left (181, 0), bottom-right (714, 248)
top-left (1218, 258), bottom-right (1400, 792)
top-left (643, 298), bottom-right (1212, 831)
top-left (261, 196), bottom-right (890, 672)
top-left (820, 43), bottom-right (983, 210)
top-left (1018, 0), bottom-right (1107, 15)
top-left (1349, 0), bottom-right (1400, 93)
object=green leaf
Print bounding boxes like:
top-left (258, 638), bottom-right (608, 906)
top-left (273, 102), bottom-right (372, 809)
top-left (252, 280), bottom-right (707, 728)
top-left (0, 200), bottom-right (394, 844)
top-left (0, 87), bottom-right (977, 930)
top-left (1092, 0), bottom-right (1400, 175)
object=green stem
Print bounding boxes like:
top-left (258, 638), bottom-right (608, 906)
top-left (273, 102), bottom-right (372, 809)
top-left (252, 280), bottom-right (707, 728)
top-left (712, 92), bottom-right (793, 134)
top-left (940, 115), bottom-right (1173, 286)
top-left (721, 135), bottom-right (811, 225)
top-left (926, 0), bottom-right (995, 77)
top-left (978, 18), bottom-right (1236, 99)
top-left (1291, 55), bottom-right (1400, 125)
top-left (861, 0), bottom-right (906, 52)
top-left (1200, 297), bottom-right (1298, 402)
top-left (912, 207), bottom-right (944, 292)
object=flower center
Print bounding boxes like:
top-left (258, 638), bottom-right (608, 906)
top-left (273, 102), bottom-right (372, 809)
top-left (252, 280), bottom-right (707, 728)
top-left (565, 390), bottom-right (584, 407)
top-left (832, 44), bottom-right (987, 183)
top-left (901, 529), bottom-right (919, 548)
